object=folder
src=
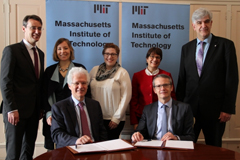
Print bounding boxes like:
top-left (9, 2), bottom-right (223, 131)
top-left (134, 140), bottom-right (194, 150)
top-left (67, 139), bottom-right (135, 154)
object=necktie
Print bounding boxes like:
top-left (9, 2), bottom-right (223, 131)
top-left (161, 105), bottom-right (168, 138)
top-left (78, 102), bottom-right (91, 138)
top-left (32, 47), bottom-right (39, 79)
top-left (196, 41), bottom-right (205, 76)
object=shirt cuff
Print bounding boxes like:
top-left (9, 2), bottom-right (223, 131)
top-left (46, 111), bottom-right (52, 119)
top-left (8, 109), bottom-right (18, 114)
top-left (175, 135), bottom-right (180, 140)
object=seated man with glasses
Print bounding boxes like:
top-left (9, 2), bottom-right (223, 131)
top-left (51, 67), bottom-right (107, 148)
top-left (132, 74), bottom-right (194, 142)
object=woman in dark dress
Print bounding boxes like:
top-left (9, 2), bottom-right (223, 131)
top-left (42, 38), bottom-right (89, 150)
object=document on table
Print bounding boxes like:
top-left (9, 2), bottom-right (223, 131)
top-left (165, 140), bottom-right (194, 149)
top-left (135, 140), bottom-right (164, 147)
top-left (135, 140), bottom-right (194, 150)
top-left (67, 139), bottom-right (135, 154)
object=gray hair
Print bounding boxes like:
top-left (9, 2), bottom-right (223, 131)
top-left (152, 74), bottom-right (172, 87)
top-left (192, 8), bottom-right (212, 23)
top-left (67, 67), bottom-right (90, 85)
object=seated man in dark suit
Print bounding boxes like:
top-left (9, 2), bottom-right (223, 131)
top-left (132, 74), bottom-right (194, 142)
top-left (51, 67), bottom-right (107, 148)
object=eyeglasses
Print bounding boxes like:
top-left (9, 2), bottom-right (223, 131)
top-left (28, 26), bottom-right (43, 31)
top-left (71, 82), bottom-right (88, 86)
top-left (154, 84), bottom-right (171, 88)
top-left (104, 53), bottom-right (118, 57)
top-left (149, 55), bottom-right (161, 60)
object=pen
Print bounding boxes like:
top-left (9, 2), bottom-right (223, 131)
top-left (75, 144), bottom-right (77, 149)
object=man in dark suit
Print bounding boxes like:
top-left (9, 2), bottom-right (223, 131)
top-left (176, 8), bottom-right (239, 147)
top-left (132, 74), bottom-right (194, 142)
top-left (0, 15), bottom-right (44, 159)
top-left (51, 67), bottom-right (107, 148)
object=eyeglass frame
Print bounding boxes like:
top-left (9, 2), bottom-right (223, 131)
top-left (153, 83), bottom-right (172, 89)
top-left (104, 53), bottom-right (118, 57)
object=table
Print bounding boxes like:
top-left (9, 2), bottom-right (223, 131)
top-left (34, 143), bottom-right (240, 160)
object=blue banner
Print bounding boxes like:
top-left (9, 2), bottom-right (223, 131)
top-left (122, 3), bottom-right (190, 84)
top-left (46, 0), bottom-right (119, 71)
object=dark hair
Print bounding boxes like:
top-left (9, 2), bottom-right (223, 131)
top-left (146, 47), bottom-right (162, 60)
top-left (53, 38), bottom-right (75, 62)
top-left (152, 74), bottom-right (172, 87)
top-left (23, 15), bottom-right (42, 27)
top-left (102, 43), bottom-right (120, 55)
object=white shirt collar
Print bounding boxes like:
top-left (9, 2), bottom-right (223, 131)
top-left (145, 68), bottom-right (159, 76)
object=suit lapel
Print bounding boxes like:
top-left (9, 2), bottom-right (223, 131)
top-left (37, 47), bottom-right (44, 78)
top-left (201, 35), bottom-right (218, 77)
top-left (189, 39), bottom-right (200, 78)
top-left (67, 97), bottom-right (80, 136)
top-left (85, 98), bottom-right (93, 129)
top-left (171, 100), bottom-right (178, 132)
top-left (20, 41), bottom-right (36, 76)
top-left (150, 102), bottom-right (158, 137)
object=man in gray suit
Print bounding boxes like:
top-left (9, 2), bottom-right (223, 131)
top-left (132, 74), bottom-right (194, 142)
top-left (51, 67), bottom-right (107, 148)
top-left (1, 15), bottom-right (44, 159)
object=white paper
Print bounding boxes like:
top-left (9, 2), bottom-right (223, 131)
top-left (135, 140), bottom-right (163, 147)
top-left (69, 143), bottom-right (106, 153)
top-left (69, 139), bottom-right (134, 153)
top-left (165, 140), bottom-right (194, 149)
top-left (96, 139), bottom-right (134, 150)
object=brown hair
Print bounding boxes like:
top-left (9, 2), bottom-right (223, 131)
top-left (102, 43), bottom-right (120, 55)
top-left (53, 38), bottom-right (75, 62)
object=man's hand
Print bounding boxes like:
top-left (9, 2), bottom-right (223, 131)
top-left (76, 135), bottom-right (93, 145)
top-left (131, 132), bottom-right (144, 142)
top-left (161, 132), bottom-right (178, 141)
top-left (109, 121), bottom-right (118, 130)
top-left (219, 112), bottom-right (231, 123)
top-left (133, 124), bottom-right (138, 130)
top-left (47, 116), bottom-right (52, 126)
top-left (8, 111), bottom-right (19, 126)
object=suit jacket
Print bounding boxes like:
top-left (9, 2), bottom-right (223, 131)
top-left (42, 62), bottom-right (87, 140)
top-left (51, 96), bottom-right (107, 148)
top-left (136, 100), bottom-right (194, 141)
top-left (130, 68), bottom-right (176, 125)
top-left (176, 34), bottom-right (239, 120)
top-left (0, 40), bottom-right (44, 118)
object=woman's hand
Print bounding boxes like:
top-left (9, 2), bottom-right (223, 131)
top-left (109, 121), bottom-right (118, 129)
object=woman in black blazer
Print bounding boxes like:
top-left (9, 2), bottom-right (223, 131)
top-left (42, 38), bottom-right (90, 150)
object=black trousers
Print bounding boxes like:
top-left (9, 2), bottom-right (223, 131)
top-left (42, 116), bottom-right (54, 150)
top-left (194, 116), bottom-right (226, 147)
top-left (103, 120), bottom-right (125, 140)
top-left (4, 109), bottom-right (39, 160)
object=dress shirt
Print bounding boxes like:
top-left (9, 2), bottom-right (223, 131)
top-left (195, 34), bottom-right (212, 64)
top-left (71, 95), bottom-right (94, 142)
top-left (145, 68), bottom-right (159, 76)
top-left (23, 39), bottom-right (40, 75)
top-left (155, 98), bottom-right (173, 139)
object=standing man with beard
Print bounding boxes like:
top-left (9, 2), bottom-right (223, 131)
top-left (1, 15), bottom-right (44, 159)
top-left (176, 8), bottom-right (238, 147)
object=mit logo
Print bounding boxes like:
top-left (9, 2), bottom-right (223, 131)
top-left (94, 4), bottom-right (111, 14)
top-left (132, 6), bottom-right (148, 15)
